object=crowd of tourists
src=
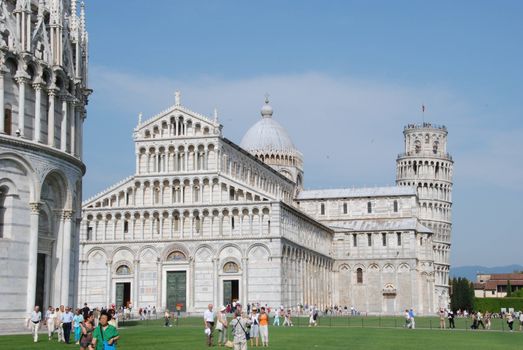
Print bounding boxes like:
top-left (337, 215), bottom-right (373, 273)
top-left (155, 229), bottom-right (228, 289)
top-left (27, 303), bottom-right (120, 349)
top-left (27, 300), bottom-right (523, 349)
top-left (434, 308), bottom-right (523, 332)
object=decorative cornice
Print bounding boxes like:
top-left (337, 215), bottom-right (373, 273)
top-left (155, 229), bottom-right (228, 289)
top-left (0, 134), bottom-right (86, 174)
top-left (29, 202), bottom-right (42, 213)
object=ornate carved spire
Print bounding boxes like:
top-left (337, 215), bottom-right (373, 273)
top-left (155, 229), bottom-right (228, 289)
top-left (80, 1), bottom-right (86, 42)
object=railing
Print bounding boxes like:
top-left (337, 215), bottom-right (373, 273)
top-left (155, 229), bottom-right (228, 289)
top-left (404, 123), bottom-right (447, 131)
top-left (397, 151), bottom-right (453, 161)
top-left (116, 314), bottom-right (517, 332)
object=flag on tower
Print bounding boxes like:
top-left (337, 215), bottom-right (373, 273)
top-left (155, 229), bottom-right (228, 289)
top-left (422, 104), bottom-right (425, 113)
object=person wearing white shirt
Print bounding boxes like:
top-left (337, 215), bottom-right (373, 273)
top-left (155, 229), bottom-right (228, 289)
top-left (29, 306), bottom-right (42, 343)
top-left (203, 304), bottom-right (215, 347)
top-left (45, 307), bottom-right (56, 340)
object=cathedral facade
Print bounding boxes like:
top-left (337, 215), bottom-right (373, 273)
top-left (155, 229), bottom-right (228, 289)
top-left (0, 0), bottom-right (90, 328)
top-left (79, 94), bottom-right (453, 315)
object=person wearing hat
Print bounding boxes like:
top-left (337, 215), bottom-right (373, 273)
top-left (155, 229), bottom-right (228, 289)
top-left (249, 307), bottom-right (260, 347)
top-left (216, 305), bottom-right (228, 346)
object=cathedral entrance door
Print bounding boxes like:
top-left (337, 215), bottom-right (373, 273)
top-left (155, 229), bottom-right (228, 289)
top-left (115, 282), bottom-right (131, 308)
top-left (223, 280), bottom-right (239, 307)
top-left (166, 271), bottom-right (186, 312)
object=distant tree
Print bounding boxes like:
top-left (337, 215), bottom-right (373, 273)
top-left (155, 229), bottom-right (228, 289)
top-left (506, 280), bottom-right (512, 297)
top-left (450, 277), bottom-right (475, 311)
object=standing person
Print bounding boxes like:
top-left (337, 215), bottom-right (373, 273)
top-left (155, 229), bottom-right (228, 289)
top-left (45, 307), bottom-right (56, 340)
top-left (82, 303), bottom-right (90, 320)
top-left (79, 312), bottom-right (94, 350)
top-left (259, 307), bottom-right (269, 347)
top-left (73, 308), bottom-right (84, 344)
top-left (28, 305), bottom-right (42, 343)
top-left (283, 309), bottom-right (293, 327)
top-left (404, 309), bottom-right (411, 328)
top-left (448, 310), bottom-right (455, 329)
top-left (477, 311), bottom-right (485, 329)
top-left (272, 307), bottom-right (280, 326)
top-left (519, 311), bottom-right (523, 331)
top-left (507, 312), bottom-right (514, 332)
top-left (408, 309), bottom-right (415, 329)
top-left (164, 309), bottom-right (172, 327)
top-left (55, 307), bottom-right (64, 342)
top-left (93, 308), bottom-right (100, 327)
top-left (203, 304), bottom-right (215, 347)
top-left (249, 307), bottom-right (259, 347)
top-left (439, 308), bottom-right (446, 329)
top-left (61, 306), bottom-right (74, 344)
top-left (231, 309), bottom-right (251, 350)
top-left (485, 312), bottom-right (492, 330)
top-left (92, 311), bottom-right (120, 350)
top-left (216, 306), bottom-right (228, 346)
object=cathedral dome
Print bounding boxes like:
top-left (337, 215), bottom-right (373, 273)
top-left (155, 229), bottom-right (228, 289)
top-left (240, 98), bottom-right (296, 153)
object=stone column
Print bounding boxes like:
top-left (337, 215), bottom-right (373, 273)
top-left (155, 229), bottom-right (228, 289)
top-left (61, 210), bottom-right (73, 306)
top-left (106, 260), bottom-right (112, 308)
top-left (133, 260), bottom-right (140, 310)
top-left (60, 95), bottom-right (68, 151)
top-left (156, 259), bottom-right (162, 309)
top-left (213, 258), bottom-right (219, 308)
top-left (26, 202), bottom-right (41, 312)
top-left (32, 82), bottom-right (44, 142)
top-left (15, 74), bottom-right (29, 136)
top-left (242, 257), bottom-right (249, 307)
top-left (70, 101), bottom-right (76, 155)
top-left (136, 153), bottom-right (140, 175)
top-left (47, 87), bottom-right (58, 146)
top-left (0, 68), bottom-right (7, 133)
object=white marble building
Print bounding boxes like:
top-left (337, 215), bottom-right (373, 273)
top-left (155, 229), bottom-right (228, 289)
top-left (79, 93), bottom-right (453, 315)
top-left (0, 0), bottom-right (90, 328)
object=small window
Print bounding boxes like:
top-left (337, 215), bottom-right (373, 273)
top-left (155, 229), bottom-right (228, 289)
top-left (356, 268), bottom-right (363, 284)
top-left (382, 233), bottom-right (387, 246)
top-left (393, 200), bottom-right (398, 213)
top-left (320, 203), bottom-right (325, 215)
top-left (420, 237), bottom-right (423, 246)
top-left (367, 202), bottom-right (372, 214)
top-left (123, 220), bottom-right (129, 233)
top-left (87, 226), bottom-right (93, 240)
top-left (352, 234), bottom-right (357, 247)
top-left (397, 232), bottom-right (401, 246)
top-left (367, 233), bottom-right (372, 247)
top-left (4, 107), bottom-right (12, 135)
top-left (343, 203), bottom-right (347, 214)
top-left (231, 217), bottom-right (235, 230)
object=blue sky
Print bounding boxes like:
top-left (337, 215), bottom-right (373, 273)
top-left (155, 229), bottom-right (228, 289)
top-left (82, 0), bottom-right (523, 267)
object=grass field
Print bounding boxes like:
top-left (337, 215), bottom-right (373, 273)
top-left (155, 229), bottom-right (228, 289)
top-left (1, 317), bottom-right (522, 350)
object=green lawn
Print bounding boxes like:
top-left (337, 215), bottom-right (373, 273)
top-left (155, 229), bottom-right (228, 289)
top-left (1, 317), bottom-right (522, 350)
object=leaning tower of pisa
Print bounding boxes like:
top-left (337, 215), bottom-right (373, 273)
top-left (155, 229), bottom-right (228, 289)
top-left (396, 123), bottom-right (453, 309)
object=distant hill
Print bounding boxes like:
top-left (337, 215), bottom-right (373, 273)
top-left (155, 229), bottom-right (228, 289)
top-left (450, 265), bottom-right (523, 281)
